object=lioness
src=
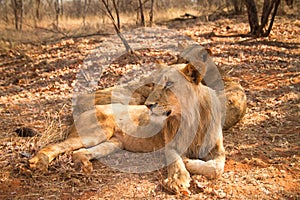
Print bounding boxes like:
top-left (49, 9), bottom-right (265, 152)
top-left (30, 63), bottom-right (225, 195)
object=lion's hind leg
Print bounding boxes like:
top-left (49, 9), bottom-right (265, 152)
top-left (29, 136), bottom-right (84, 172)
top-left (72, 137), bottom-right (123, 173)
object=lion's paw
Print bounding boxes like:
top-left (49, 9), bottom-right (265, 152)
top-left (163, 169), bottom-right (191, 195)
top-left (73, 150), bottom-right (93, 173)
top-left (29, 153), bottom-right (49, 172)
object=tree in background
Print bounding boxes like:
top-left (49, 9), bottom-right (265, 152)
top-left (54, 0), bottom-right (60, 28)
top-left (34, 0), bottom-right (41, 27)
top-left (0, 0), bottom-right (297, 34)
top-left (0, 0), bottom-right (10, 25)
top-left (83, 0), bottom-right (92, 27)
top-left (137, 0), bottom-right (145, 27)
top-left (149, 0), bottom-right (155, 27)
top-left (101, 0), bottom-right (133, 53)
top-left (101, 0), bottom-right (121, 30)
top-left (11, 0), bottom-right (23, 30)
top-left (231, 0), bottom-right (244, 14)
top-left (136, 0), bottom-right (156, 27)
top-left (285, 0), bottom-right (294, 8)
top-left (244, 0), bottom-right (281, 37)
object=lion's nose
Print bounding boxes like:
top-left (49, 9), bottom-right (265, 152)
top-left (146, 103), bottom-right (157, 110)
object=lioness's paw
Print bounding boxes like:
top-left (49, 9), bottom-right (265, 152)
top-left (73, 151), bottom-right (93, 173)
top-left (73, 158), bottom-right (93, 173)
top-left (163, 170), bottom-right (191, 195)
top-left (29, 153), bottom-right (49, 172)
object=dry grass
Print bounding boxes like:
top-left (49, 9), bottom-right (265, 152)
top-left (35, 105), bottom-right (70, 149)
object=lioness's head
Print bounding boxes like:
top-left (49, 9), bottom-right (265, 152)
top-left (145, 63), bottom-right (206, 117)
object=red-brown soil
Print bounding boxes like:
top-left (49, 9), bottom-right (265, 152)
top-left (0, 15), bottom-right (299, 199)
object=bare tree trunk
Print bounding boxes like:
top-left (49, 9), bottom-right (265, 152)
top-left (101, 0), bottom-right (121, 30)
top-left (60, 0), bottom-right (64, 16)
top-left (260, 0), bottom-right (273, 30)
top-left (35, 0), bottom-right (41, 27)
top-left (19, 0), bottom-right (23, 30)
top-left (3, 1), bottom-right (9, 24)
top-left (285, 0), bottom-right (293, 8)
top-left (11, 0), bottom-right (23, 30)
top-left (149, 0), bottom-right (154, 27)
top-left (54, 0), bottom-right (60, 28)
top-left (83, 0), bottom-right (89, 27)
top-left (11, 0), bottom-right (18, 30)
top-left (232, 0), bottom-right (243, 14)
top-left (259, 0), bottom-right (281, 36)
top-left (138, 0), bottom-right (145, 27)
top-left (112, 0), bottom-right (120, 30)
top-left (244, 0), bottom-right (281, 37)
top-left (136, 5), bottom-right (139, 25)
top-left (243, 0), bottom-right (259, 35)
top-left (73, 0), bottom-right (81, 18)
top-left (101, 0), bottom-right (132, 53)
top-left (265, 0), bottom-right (280, 36)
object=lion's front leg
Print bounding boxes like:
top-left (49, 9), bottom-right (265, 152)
top-left (164, 150), bottom-right (191, 195)
top-left (184, 156), bottom-right (225, 179)
top-left (184, 138), bottom-right (225, 179)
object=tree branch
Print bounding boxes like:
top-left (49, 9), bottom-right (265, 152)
top-left (101, 0), bottom-right (133, 53)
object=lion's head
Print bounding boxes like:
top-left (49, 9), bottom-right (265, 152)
top-left (145, 63), bottom-right (223, 160)
top-left (145, 63), bottom-right (204, 117)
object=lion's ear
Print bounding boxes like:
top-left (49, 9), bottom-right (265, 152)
top-left (181, 63), bottom-right (206, 85)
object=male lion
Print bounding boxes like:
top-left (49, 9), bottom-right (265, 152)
top-left (29, 63), bottom-right (225, 195)
top-left (74, 46), bottom-right (247, 130)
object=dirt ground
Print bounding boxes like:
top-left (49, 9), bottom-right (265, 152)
top-left (0, 14), bottom-right (299, 199)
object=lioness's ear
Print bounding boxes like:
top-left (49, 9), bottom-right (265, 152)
top-left (155, 60), bottom-right (168, 69)
top-left (205, 48), bottom-right (213, 56)
top-left (180, 63), bottom-right (206, 85)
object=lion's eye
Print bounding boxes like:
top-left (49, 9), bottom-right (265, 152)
top-left (164, 81), bottom-right (174, 89)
